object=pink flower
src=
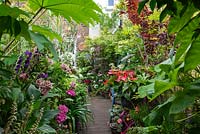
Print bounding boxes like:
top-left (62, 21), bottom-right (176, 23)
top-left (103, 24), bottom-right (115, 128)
top-left (56, 113), bottom-right (66, 124)
top-left (117, 118), bottom-right (122, 124)
top-left (70, 81), bottom-right (76, 88)
top-left (56, 104), bottom-right (69, 124)
top-left (58, 105), bottom-right (69, 114)
top-left (19, 73), bottom-right (28, 80)
top-left (66, 89), bottom-right (76, 97)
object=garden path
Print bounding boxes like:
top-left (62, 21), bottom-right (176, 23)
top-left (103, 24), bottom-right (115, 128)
top-left (79, 96), bottom-right (112, 134)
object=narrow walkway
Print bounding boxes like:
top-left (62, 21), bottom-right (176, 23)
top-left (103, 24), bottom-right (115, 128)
top-left (80, 96), bottom-right (112, 134)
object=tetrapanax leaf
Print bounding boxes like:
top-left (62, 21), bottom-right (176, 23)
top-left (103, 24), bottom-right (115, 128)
top-left (29, 31), bottom-right (58, 60)
top-left (28, 0), bottom-right (102, 25)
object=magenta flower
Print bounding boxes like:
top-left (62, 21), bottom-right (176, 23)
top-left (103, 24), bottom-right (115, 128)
top-left (58, 105), bottom-right (69, 114)
top-left (56, 104), bottom-right (69, 124)
top-left (66, 89), bottom-right (76, 97)
top-left (56, 113), bottom-right (66, 124)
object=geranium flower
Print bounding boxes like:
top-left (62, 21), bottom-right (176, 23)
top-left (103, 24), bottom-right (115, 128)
top-left (56, 104), bottom-right (69, 124)
top-left (56, 113), bottom-right (66, 124)
top-left (58, 105), bottom-right (69, 114)
top-left (66, 89), bottom-right (76, 96)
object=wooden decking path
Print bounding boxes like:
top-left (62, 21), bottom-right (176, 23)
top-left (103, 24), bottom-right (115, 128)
top-left (79, 96), bottom-right (112, 134)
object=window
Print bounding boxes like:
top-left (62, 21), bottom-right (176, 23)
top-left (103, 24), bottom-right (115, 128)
top-left (108, 0), bottom-right (114, 6)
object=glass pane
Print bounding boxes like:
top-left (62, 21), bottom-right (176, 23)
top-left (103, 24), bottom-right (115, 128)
top-left (108, 0), bottom-right (114, 6)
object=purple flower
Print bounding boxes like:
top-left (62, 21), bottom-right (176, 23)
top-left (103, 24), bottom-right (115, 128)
top-left (66, 89), bottom-right (76, 97)
top-left (24, 51), bottom-right (32, 69)
top-left (38, 73), bottom-right (48, 79)
top-left (15, 56), bottom-right (23, 73)
top-left (56, 113), bottom-right (66, 124)
top-left (25, 50), bottom-right (32, 57)
top-left (58, 105), bottom-right (69, 114)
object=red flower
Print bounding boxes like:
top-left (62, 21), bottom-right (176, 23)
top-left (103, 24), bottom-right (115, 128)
top-left (103, 80), bottom-right (109, 85)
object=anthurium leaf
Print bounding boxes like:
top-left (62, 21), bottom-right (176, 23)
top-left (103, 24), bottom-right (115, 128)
top-left (0, 4), bottom-right (29, 18)
top-left (32, 25), bottom-right (62, 42)
top-left (174, 16), bottom-right (200, 65)
top-left (29, 31), bottom-right (58, 60)
top-left (28, 0), bottom-right (102, 25)
top-left (184, 37), bottom-right (200, 71)
top-left (169, 91), bottom-right (195, 114)
top-left (150, 80), bottom-right (176, 101)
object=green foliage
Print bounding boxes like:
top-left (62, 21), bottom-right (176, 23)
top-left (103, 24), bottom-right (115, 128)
top-left (29, 31), bottom-right (58, 60)
top-left (28, 0), bottom-right (102, 25)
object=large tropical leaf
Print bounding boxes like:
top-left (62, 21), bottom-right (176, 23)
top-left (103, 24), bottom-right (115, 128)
top-left (29, 30), bottom-right (58, 60)
top-left (0, 4), bottom-right (29, 18)
top-left (28, 0), bottom-right (102, 25)
top-left (150, 80), bottom-right (176, 101)
top-left (184, 37), bottom-right (200, 71)
top-left (32, 25), bottom-right (62, 42)
top-left (174, 15), bottom-right (200, 65)
top-left (169, 91), bottom-right (195, 114)
top-left (168, 3), bottom-right (198, 34)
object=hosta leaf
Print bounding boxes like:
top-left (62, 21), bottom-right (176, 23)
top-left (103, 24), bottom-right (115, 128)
top-left (29, 30), bottom-right (58, 60)
top-left (184, 37), bottom-right (200, 71)
top-left (32, 25), bottom-right (62, 42)
top-left (28, 0), bottom-right (102, 25)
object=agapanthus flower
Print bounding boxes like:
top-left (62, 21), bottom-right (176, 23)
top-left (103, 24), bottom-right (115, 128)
top-left (66, 89), bottom-right (76, 97)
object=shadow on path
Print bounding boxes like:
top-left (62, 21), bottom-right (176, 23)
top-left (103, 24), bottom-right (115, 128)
top-left (79, 96), bottom-right (112, 134)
